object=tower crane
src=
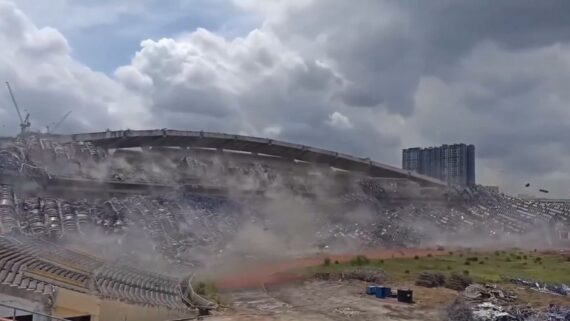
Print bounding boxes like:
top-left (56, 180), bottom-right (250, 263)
top-left (47, 110), bottom-right (72, 134)
top-left (5, 81), bottom-right (30, 134)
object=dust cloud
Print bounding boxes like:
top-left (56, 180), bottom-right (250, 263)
top-left (25, 147), bottom-right (566, 277)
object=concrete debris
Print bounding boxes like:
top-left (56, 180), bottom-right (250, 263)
top-left (509, 277), bottom-right (570, 296)
top-left (332, 306), bottom-right (362, 316)
top-left (1, 133), bottom-right (570, 270)
top-left (449, 283), bottom-right (570, 321)
top-left (445, 299), bottom-right (474, 321)
top-left (472, 302), bottom-right (514, 321)
top-left (463, 284), bottom-right (517, 305)
top-left (543, 305), bottom-right (570, 321)
top-left (415, 271), bottom-right (446, 288)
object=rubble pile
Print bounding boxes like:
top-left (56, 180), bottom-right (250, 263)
top-left (509, 277), bottom-right (570, 296)
top-left (446, 283), bottom-right (570, 321)
top-left (416, 271), bottom-right (446, 288)
top-left (1, 133), bottom-right (570, 266)
top-left (543, 305), bottom-right (570, 320)
top-left (445, 299), bottom-right (474, 321)
top-left (463, 284), bottom-right (518, 305)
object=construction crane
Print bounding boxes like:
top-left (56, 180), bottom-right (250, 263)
top-left (5, 81), bottom-right (30, 134)
top-left (47, 110), bottom-right (72, 134)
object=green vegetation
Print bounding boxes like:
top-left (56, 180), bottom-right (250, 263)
top-left (193, 280), bottom-right (222, 303)
top-left (306, 250), bottom-right (570, 284)
top-left (350, 255), bottom-right (370, 266)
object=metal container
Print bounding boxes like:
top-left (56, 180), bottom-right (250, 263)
top-left (397, 289), bottom-right (413, 303)
top-left (366, 285), bottom-right (378, 295)
top-left (375, 286), bottom-right (387, 299)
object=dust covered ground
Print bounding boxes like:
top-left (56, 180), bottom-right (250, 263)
top-left (203, 248), bottom-right (570, 321)
top-left (208, 280), bottom-right (456, 321)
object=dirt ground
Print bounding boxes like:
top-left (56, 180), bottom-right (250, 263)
top-left (209, 280), bottom-right (457, 321)
top-left (216, 248), bottom-right (445, 290)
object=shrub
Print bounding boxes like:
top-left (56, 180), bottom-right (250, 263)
top-left (479, 261), bottom-right (484, 265)
top-left (463, 270), bottom-right (470, 276)
top-left (505, 258), bottom-right (511, 262)
top-left (414, 255), bottom-right (419, 260)
top-left (379, 259), bottom-right (384, 264)
top-left (323, 258), bottom-right (331, 266)
top-left (466, 257), bottom-right (478, 262)
top-left (464, 261), bottom-right (471, 266)
top-left (350, 255), bottom-right (370, 266)
top-left (449, 251), bottom-right (454, 255)
top-left (405, 270), bottom-right (410, 274)
top-left (445, 273), bottom-right (473, 291)
top-left (427, 254), bottom-right (433, 258)
top-left (334, 260), bottom-right (340, 264)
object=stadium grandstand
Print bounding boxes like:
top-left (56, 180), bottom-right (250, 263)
top-left (0, 129), bottom-right (569, 320)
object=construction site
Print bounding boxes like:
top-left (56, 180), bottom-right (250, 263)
top-left (0, 82), bottom-right (569, 320)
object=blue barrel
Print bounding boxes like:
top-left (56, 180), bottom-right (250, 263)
top-left (375, 286), bottom-right (387, 298)
top-left (366, 285), bottom-right (379, 295)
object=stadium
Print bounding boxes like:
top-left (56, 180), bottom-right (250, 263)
top-left (0, 129), bottom-right (569, 320)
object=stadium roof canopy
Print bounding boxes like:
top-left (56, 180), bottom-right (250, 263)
top-left (55, 129), bottom-right (445, 186)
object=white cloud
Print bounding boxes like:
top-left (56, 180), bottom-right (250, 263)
top-left (262, 125), bottom-right (282, 137)
top-left (0, 1), bottom-right (149, 134)
top-left (326, 112), bottom-right (352, 130)
top-left (4, 0), bottom-right (570, 198)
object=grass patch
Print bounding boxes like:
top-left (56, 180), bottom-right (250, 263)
top-left (193, 280), bottom-right (223, 304)
top-left (305, 250), bottom-right (570, 284)
top-left (350, 255), bottom-right (370, 266)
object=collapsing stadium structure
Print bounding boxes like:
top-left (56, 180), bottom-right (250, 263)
top-left (0, 129), bottom-right (569, 320)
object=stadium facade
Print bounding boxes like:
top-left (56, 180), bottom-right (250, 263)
top-left (402, 144), bottom-right (476, 186)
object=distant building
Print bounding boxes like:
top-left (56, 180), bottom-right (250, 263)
top-left (402, 144), bottom-right (476, 186)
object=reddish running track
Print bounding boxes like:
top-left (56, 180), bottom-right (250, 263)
top-left (216, 248), bottom-right (446, 290)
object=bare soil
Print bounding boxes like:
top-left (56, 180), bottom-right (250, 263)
top-left (209, 280), bottom-right (455, 321)
top-left (216, 248), bottom-right (445, 290)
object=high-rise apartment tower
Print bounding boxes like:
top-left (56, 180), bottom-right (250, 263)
top-left (402, 144), bottom-right (475, 186)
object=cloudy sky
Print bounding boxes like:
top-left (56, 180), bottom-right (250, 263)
top-left (1, 0), bottom-right (570, 197)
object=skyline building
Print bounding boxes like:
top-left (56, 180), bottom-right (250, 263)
top-left (402, 144), bottom-right (475, 186)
